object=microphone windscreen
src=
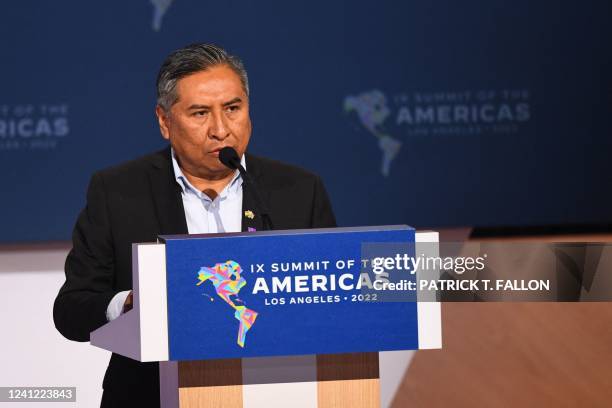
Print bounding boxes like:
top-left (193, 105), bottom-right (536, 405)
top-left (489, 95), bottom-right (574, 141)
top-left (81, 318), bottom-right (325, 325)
top-left (219, 147), bottom-right (240, 169)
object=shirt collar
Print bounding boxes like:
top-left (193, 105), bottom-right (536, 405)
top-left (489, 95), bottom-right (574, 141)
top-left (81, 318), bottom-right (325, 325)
top-left (171, 147), bottom-right (246, 199)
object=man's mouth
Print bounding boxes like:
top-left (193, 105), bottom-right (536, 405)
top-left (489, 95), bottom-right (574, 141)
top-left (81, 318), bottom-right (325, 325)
top-left (209, 147), bottom-right (228, 156)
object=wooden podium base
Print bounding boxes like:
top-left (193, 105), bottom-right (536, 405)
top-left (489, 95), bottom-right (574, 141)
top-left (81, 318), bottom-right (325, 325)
top-left (160, 353), bottom-right (380, 408)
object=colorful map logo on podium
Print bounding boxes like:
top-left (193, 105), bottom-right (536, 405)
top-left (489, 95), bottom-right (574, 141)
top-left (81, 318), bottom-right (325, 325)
top-left (196, 260), bottom-right (258, 347)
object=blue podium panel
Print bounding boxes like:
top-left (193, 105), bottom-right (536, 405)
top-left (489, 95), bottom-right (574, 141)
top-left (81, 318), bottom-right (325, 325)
top-left (162, 226), bottom-right (417, 361)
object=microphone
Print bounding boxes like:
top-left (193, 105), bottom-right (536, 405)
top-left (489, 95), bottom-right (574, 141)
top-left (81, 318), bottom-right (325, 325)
top-left (219, 147), bottom-right (241, 170)
top-left (219, 147), bottom-right (274, 230)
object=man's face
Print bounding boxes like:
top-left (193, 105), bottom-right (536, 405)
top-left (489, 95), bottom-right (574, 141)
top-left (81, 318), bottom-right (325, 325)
top-left (156, 64), bottom-right (251, 180)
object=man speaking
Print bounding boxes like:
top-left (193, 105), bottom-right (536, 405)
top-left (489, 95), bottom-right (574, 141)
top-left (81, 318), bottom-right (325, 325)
top-left (53, 43), bottom-right (336, 407)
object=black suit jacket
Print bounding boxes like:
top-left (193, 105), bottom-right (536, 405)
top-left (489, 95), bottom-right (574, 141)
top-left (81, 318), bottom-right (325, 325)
top-left (53, 147), bottom-right (336, 406)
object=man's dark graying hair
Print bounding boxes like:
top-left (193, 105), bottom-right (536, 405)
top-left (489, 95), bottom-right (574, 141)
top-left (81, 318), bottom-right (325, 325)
top-left (156, 43), bottom-right (249, 111)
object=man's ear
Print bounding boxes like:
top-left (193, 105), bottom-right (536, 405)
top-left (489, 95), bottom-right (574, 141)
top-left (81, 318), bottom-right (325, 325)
top-left (156, 105), bottom-right (171, 140)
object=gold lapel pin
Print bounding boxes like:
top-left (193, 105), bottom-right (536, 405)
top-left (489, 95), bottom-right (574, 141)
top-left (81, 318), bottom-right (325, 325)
top-left (244, 210), bottom-right (255, 219)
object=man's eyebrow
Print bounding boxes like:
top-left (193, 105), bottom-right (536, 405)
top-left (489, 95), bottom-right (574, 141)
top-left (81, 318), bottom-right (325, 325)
top-left (186, 98), bottom-right (243, 110)
top-left (187, 104), bottom-right (210, 110)
top-left (222, 97), bottom-right (242, 107)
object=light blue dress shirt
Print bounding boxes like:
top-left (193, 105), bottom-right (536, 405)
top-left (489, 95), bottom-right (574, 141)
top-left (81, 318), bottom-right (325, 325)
top-left (105, 149), bottom-right (245, 321)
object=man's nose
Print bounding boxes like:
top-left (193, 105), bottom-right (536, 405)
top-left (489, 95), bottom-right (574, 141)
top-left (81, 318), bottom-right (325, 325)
top-left (209, 110), bottom-right (230, 140)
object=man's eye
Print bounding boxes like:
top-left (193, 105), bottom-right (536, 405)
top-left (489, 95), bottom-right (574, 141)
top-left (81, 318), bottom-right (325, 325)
top-left (193, 111), bottom-right (208, 117)
top-left (226, 105), bottom-right (240, 112)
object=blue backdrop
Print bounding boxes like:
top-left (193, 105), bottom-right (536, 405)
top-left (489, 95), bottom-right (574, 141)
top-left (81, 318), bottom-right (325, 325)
top-left (1, 1), bottom-right (611, 242)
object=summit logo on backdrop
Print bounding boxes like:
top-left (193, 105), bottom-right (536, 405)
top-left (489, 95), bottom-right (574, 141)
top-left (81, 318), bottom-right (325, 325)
top-left (0, 104), bottom-right (70, 151)
top-left (344, 89), bottom-right (531, 176)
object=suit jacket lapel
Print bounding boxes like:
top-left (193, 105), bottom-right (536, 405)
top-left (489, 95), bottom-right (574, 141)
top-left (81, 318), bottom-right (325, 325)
top-left (241, 154), bottom-right (270, 232)
top-left (241, 183), bottom-right (264, 232)
top-left (147, 147), bottom-right (189, 236)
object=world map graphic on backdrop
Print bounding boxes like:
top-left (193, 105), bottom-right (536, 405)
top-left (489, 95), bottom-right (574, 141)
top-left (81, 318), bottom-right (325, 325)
top-left (345, 89), bottom-right (532, 177)
top-left (344, 91), bottom-right (401, 177)
top-left (150, 0), bottom-right (175, 31)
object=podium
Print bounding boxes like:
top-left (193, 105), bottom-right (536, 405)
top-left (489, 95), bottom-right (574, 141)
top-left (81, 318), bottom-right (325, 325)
top-left (91, 226), bottom-right (442, 407)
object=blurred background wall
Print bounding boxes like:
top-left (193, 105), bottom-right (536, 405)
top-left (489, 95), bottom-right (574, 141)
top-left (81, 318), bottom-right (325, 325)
top-left (1, 1), bottom-right (611, 407)
top-left (1, 0), bottom-right (611, 242)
